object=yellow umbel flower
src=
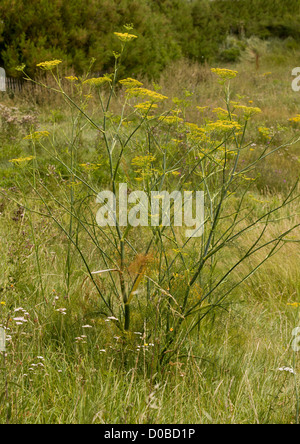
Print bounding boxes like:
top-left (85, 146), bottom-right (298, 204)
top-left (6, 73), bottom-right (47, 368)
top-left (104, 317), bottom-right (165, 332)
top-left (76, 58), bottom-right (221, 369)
top-left (79, 163), bottom-right (102, 171)
top-left (158, 115), bottom-right (184, 125)
top-left (128, 87), bottom-right (168, 102)
top-left (83, 76), bottom-right (112, 87)
top-left (114, 32), bottom-right (138, 42)
top-left (234, 105), bottom-right (262, 119)
top-left (205, 120), bottom-right (242, 133)
top-left (36, 60), bottom-right (62, 70)
top-left (212, 107), bottom-right (230, 119)
top-left (211, 68), bottom-right (238, 81)
top-left (197, 106), bottom-right (208, 112)
top-left (9, 156), bottom-right (36, 165)
top-left (289, 114), bottom-right (300, 124)
top-left (119, 78), bottom-right (143, 89)
top-left (65, 76), bottom-right (78, 82)
top-left (134, 101), bottom-right (158, 113)
top-left (24, 131), bottom-right (50, 141)
top-left (132, 155), bottom-right (157, 180)
top-left (132, 155), bottom-right (156, 167)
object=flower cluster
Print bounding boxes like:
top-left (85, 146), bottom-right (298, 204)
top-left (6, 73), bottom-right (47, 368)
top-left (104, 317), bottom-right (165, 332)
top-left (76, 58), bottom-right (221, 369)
top-left (132, 155), bottom-right (157, 181)
top-left (65, 76), bottom-right (78, 82)
top-left (205, 119), bottom-right (242, 133)
top-left (289, 114), bottom-right (300, 124)
top-left (212, 107), bottom-right (230, 119)
top-left (13, 307), bottom-right (30, 325)
top-left (211, 68), bottom-right (238, 81)
top-left (233, 105), bottom-right (262, 120)
top-left (132, 155), bottom-right (156, 168)
top-left (0, 104), bottom-right (37, 127)
top-left (56, 307), bottom-right (67, 315)
top-left (258, 126), bottom-right (272, 141)
top-left (197, 106), bottom-right (209, 113)
top-left (9, 156), bottom-right (36, 165)
top-left (24, 130), bottom-right (50, 140)
top-left (134, 101), bottom-right (158, 114)
top-left (79, 163), bottom-right (102, 171)
top-left (127, 87), bottom-right (168, 102)
top-left (278, 367), bottom-right (296, 375)
top-left (119, 78), bottom-right (143, 89)
top-left (114, 32), bottom-right (138, 43)
top-left (185, 122), bottom-right (207, 143)
top-left (36, 60), bottom-right (62, 70)
top-left (75, 335), bottom-right (87, 344)
top-left (23, 356), bottom-right (45, 378)
top-left (83, 76), bottom-right (112, 87)
top-left (159, 115), bottom-right (184, 125)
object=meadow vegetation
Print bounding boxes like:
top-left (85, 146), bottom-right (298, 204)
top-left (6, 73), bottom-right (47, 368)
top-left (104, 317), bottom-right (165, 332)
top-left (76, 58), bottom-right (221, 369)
top-left (0, 24), bottom-right (299, 425)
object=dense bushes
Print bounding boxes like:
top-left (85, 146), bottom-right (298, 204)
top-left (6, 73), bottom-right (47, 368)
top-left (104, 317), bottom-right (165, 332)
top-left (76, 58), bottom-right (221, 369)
top-left (0, 0), bottom-right (299, 78)
top-left (0, 0), bottom-right (181, 78)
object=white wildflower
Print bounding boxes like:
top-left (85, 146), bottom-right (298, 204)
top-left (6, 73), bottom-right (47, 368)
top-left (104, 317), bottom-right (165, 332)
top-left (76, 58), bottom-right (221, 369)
top-left (56, 308), bottom-right (67, 315)
top-left (13, 317), bottom-right (27, 322)
top-left (278, 367), bottom-right (296, 375)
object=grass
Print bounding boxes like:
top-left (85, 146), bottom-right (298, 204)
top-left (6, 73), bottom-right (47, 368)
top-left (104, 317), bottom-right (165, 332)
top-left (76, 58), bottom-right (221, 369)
top-left (0, 50), bottom-right (299, 424)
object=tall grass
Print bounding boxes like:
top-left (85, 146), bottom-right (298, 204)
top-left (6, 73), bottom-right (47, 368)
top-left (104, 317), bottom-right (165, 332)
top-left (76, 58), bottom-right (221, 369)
top-left (0, 32), bottom-right (299, 424)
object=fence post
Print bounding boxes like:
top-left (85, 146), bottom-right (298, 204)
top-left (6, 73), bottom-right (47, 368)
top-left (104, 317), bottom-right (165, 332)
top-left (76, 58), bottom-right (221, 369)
top-left (0, 67), bottom-right (6, 92)
top-left (0, 327), bottom-right (5, 352)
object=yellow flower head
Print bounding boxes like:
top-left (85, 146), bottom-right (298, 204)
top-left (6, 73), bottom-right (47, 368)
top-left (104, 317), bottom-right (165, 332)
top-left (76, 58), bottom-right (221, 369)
top-left (114, 32), bottom-right (138, 43)
top-left (36, 60), bottom-right (62, 70)
top-left (258, 126), bottom-right (272, 140)
top-left (158, 115), bottom-right (184, 125)
top-left (234, 105), bottom-right (262, 119)
top-left (79, 163), bottom-right (102, 171)
top-left (212, 107), bottom-right (229, 119)
top-left (197, 106), bottom-right (208, 112)
top-left (128, 87), bottom-right (168, 102)
top-left (211, 68), bottom-right (238, 81)
top-left (83, 76), bottom-right (112, 87)
top-left (289, 114), bottom-right (300, 124)
top-left (23, 131), bottom-right (50, 141)
top-left (132, 155), bottom-right (156, 167)
top-left (119, 78), bottom-right (143, 89)
top-left (9, 156), bottom-right (36, 165)
top-left (205, 120), bottom-right (242, 133)
top-left (15, 64), bottom-right (26, 72)
top-left (134, 101), bottom-right (158, 113)
top-left (185, 122), bottom-right (208, 143)
top-left (65, 76), bottom-right (78, 82)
